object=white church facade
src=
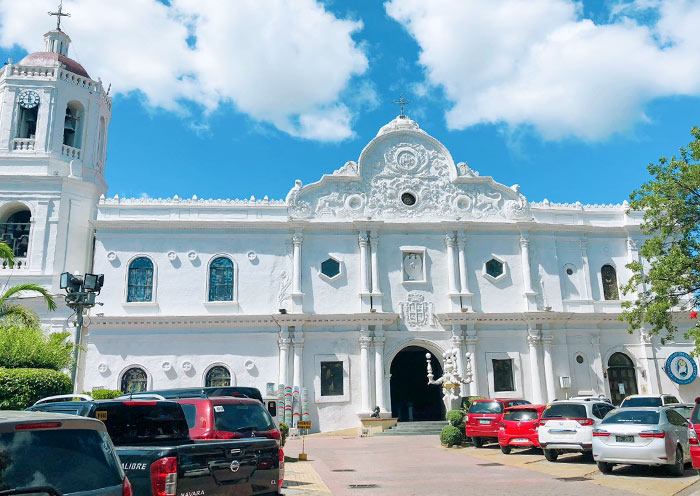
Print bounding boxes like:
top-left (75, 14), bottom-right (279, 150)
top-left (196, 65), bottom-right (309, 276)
top-left (1, 26), bottom-right (698, 432)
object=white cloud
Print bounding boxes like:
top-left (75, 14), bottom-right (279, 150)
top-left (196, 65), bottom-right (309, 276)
top-left (0, 0), bottom-right (368, 141)
top-left (385, 0), bottom-right (700, 141)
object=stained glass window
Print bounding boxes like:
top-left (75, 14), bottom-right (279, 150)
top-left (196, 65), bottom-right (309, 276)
top-left (209, 257), bottom-right (234, 301)
top-left (120, 367), bottom-right (147, 393)
top-left (601, 264), bottom-right (619, 300)
top-left (127, 257), bottom-right (154, 302)
top-left (205, 366), bottom-right (231, 387)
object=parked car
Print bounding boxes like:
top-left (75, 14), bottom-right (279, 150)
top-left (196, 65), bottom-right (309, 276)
top-left (667, 403), bottom-right (694, 421)
top-left (174, 396), bottom-right (281, 441)
top-left (592, 407), bottom-right (690, 475)
top-left (498, 404), bottom-right (546, 454)
top-left (687, 398), bottom-right (700, 473)
top-left (28, 396), bottom-right (282, 496)
top-left (0, 410), bottom-right (130, 496)
top-left (465, 398), bottom-right (530, 447)
top-left (538, 399), bottom-right (615, 461)
top-left (620, 394), bottom-right (680, 408)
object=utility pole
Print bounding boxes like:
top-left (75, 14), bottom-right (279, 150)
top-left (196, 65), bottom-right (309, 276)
top-left (59, 272), bottom-right (104, 389)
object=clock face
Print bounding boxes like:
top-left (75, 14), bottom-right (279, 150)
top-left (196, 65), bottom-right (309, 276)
top-left (18, 90), bottom-right (40, 109)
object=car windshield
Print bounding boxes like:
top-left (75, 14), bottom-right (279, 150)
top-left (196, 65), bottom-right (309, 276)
top-left (469, 401), bottom-right (503, 414)
top-left (96, 402), bottom-right (190, 445)
top-left (601, 410), bottom-right (660, 425)
top-left (622, 397), bottom-right (662, 408)
top-left (0, 429), bottom-right (122, 492)
top-left (503, 409), bottom-right (539, 422)
top-left (541, 403), bottom-right (587, 419)
top-left (214, 403), bottom-right (276, 432)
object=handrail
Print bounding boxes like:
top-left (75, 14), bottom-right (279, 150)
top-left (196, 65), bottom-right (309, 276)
top-left (33, 394), bottom-right (93, 405)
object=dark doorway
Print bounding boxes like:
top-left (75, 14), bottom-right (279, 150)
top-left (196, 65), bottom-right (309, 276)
top-left (390, 346), bottom-right (444, 422)
top-left (608, 352), bottom-right (638, 405)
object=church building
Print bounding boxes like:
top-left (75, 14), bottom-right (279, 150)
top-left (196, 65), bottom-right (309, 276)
top-left (1, 25), bottom-right (698, 432)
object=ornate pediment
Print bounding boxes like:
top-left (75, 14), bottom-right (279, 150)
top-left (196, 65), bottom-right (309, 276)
top-left (287, 116), bottom-right (530, 222)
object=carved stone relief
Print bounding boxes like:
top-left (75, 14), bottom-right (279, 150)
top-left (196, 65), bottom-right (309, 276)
top-left (400, 292), bottom-right (434, 329)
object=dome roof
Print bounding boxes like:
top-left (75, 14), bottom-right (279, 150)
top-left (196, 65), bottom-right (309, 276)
top-left (376, 115), bottom-right (426, 137)
top-left (18, 51), bottom-right (90, 78)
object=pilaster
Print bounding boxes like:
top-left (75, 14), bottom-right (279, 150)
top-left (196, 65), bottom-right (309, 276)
top-left (373, 327), bottom-right (387, 414)
top-left (527, 326), bottom-right (544, 404)
top-left (291, 229), bottom-right (304, 312)
top-left (541, 334), bottom-right (556, 402)
top-left (465, 327), bottom-right (479, 397)
top-left (359, 326), bottom-right (372, 415)
top-left (369, 230), bottom-right (383, 310)
top-left (278, 327), bottom-right (291, 387)
top-left (520, 233), bottom-right (538, 311)
top-left (457, 232), bottom-right (473, 310)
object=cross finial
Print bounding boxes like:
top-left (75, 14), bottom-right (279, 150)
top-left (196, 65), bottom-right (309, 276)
top-left (48, 1), bottom-right (71, 31)
top-left (392, 94), bottom-right (411, 118)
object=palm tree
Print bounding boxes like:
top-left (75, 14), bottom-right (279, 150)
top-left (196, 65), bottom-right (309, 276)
top-left (0, 241), bottom-right (56, 325)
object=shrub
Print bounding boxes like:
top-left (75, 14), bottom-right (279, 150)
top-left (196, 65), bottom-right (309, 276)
top-left (461, 396), bottom-right (485, 411)
top-left (0, 368), bottom-right (72, 410)
top-left (440, 425), bottom-right (464, 447)
top-left (446, 409), bottom-right (465, 427)
top-left (279, 422), bottom-right (289, 447)
top-left (0, 324), bottom-right (74, 371)
top-left (85, 389), bottom-right (123, 400)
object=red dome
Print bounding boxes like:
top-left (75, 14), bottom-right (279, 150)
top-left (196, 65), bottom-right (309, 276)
top-left (18, 51), bottom-right (90, 78)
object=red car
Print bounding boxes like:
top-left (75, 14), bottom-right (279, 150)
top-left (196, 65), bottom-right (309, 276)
top-left (466, 398), bottom-right (531, 447)
top-left (689, 398), bottom-right (700, 473)
top-left (498, 404), bottom-right (546, 454)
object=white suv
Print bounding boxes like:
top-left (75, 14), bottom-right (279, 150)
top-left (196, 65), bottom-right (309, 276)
top-left (620, 394), bottom-right (680, 408)
top-left (538, 399), bottom-right (615, 461)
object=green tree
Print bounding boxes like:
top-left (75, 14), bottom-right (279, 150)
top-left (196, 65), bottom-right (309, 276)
top-left (622, 126), bottom-right (700, 352)
top-left (0, 324), bottom-right (74, 371)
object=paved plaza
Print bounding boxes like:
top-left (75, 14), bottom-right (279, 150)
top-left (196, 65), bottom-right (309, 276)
top-left (282, 435), bottom-right (700, 496)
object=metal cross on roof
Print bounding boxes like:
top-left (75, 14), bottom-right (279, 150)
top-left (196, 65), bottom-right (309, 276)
top-left (393, 94), bottom-right (411, 117)
top-left (48, 1), bottom-right (71, 31)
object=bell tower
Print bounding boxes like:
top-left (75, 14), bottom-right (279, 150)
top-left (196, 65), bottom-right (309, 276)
top-left (0, 10), bottom-right (112, 292)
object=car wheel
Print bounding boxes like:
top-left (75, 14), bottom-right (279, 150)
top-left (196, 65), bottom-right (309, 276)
top-left (668, 447), bottom-right (684, 477)
top-left (597, 461), bottom-right (612, 474)
top-left (544, 449), bottom-right (559, 462)
top-left (472, 437), bottom-right (483, 448)
top-left (500, 445), bottom-right (512, 454)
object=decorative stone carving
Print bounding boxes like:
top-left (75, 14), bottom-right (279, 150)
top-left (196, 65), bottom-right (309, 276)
top-left (97, 363), bottom-right (109, 373)
top-left (403, 252), bottom-right (423, 282)
top-left (247, 251), bottom-right (257, 262)
top-left (106, 251), bottom-right (117, 261)
top-left (278, 270), bottom-right (292, 308)
top-left (187, 251), bottom-right (197, 261)
top-left (167, 251), bottom-right (177, 261)
top-left (400, 292), bottom-right (434, 328)
top-left (181, 361), bottom-right (193, 372)
top-left (161, 361), bottom-right (172, 372)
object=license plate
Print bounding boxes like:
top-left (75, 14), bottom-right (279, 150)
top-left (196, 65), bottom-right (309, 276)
top-left (513, 438), bottom-right (529, 443)
top-left (479, 419), bottom-right (491, 424)
top-left (616, 435), bottom-right (634, 443)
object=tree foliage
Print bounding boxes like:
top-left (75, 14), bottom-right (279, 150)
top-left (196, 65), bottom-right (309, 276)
top-left (0, 324), bottom-right (75, 371)
top-left (622, 126), bottom-right (700, 351)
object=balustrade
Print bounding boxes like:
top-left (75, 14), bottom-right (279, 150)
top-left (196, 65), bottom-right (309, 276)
top-left (12, 138), bottom-right (35, 151)
top-left (62, 144), bottom-right (81, 160)
top-left (0, 222), bottom-right (31, 259)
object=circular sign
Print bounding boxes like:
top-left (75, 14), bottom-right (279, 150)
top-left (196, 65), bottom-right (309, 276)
top-left (665, 352), bottom-right (697, 385)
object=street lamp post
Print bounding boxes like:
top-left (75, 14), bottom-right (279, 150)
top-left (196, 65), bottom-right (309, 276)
top-left (60, 271), bottom-right (104, 389)
top-left (426, 348), bottom-right (472, 412)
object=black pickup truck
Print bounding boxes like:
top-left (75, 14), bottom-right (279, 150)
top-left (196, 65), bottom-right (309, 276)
top-left (28, 399), bottom-right (281, 496)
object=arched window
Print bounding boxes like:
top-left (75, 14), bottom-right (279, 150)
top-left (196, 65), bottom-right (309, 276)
top-left (205, 366), bottom-right (231, 387)
top-left (601, 264), bottom-right (619, 300)
top-left (63, 102), bottom-right (84, 148)
top-left (127, 257), bottom-right (154, 302)
top-left (607, 352), bottom-right (638, 405)
top-left (120, 367), bottom-right (148, 393)
top-left (17, 106), bottom-right (38, 140)
top-left (209, 257), bottom-right (233, 301)
top-left (1, 208), bottom-right (31, 264)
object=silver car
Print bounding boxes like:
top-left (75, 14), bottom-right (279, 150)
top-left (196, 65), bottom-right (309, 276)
top-left (592, 406), bottom-right (690, 475)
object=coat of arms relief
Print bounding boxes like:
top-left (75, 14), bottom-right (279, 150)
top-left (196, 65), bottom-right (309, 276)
top-left (400, 292), bottom-right (434, 329)
top-left (286, 135), bottom-right (531, 222)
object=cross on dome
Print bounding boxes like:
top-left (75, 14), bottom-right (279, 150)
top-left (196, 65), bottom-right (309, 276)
top-left (48, 1), bottom-right (71, 31)
top-left (392, 94), bottom-right (411, 118)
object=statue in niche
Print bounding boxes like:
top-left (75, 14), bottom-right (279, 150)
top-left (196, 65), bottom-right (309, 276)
top-left (403, 252), bottom-right (423, 281)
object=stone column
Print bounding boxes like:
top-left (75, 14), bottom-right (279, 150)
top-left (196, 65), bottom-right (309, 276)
top-left (358, 232), bottom-right (370, 294)
top-left (580, 237), bottom-right (593, 301)
top-left (457, 233), bottom-right (473, 310)
top-left (465, 331), bottom-right (479, 397)
top-left (542, 335), bottom-right (556, 402)
top-left (445, 232), bottom-right (459, 294)
top-left (527, 328), bottom-right (544, 404)
top-left (359, 327), bottom-right (372, 414)
top-left (292, 331), bottom-right (304, 389)
top-left (292, 230), bottom-right (304, 305)
top-left (639, 329), bottom-right (661, 395)
top-left (591, 334), bottom-right (606, 395)
top-left (370, 230), bottom-right (382, 302)
top-left (278, 329), bottom-right (291, 387)
top-left (373, 328), bottom-right (387, 413)
top-left (451, 326), bottom-right (467, 396)
top-left (520, 233), bottom-right (535, 294)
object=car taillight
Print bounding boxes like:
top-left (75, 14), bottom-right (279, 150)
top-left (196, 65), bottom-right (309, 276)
top-left (15, 422), bottom-right (62, 430)
top-left (122, 476), bottom-right (133, 496)
top-left (150, 457), bottom-right (177, 496)
top-left (689, 425), bottom-right (699, 445)
top-left (269, 429), bottom-right (281, 440)
top-left (213, 430), bottom-right (241, 439)
top-left (592, 429), bottom-right (610, 437)
top-left (576, 419), bottom-right (594, 426)
top-left (279, 448), bottom-right (285, 487)
top-left (639, 430), bottom-right (666, 438)
top-left (124, 401), bottom-right (157, 406)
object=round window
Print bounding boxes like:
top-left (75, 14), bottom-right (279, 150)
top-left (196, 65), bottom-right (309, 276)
top-left (566, 268), bottom-right (574, 275)
top-left (401, 192), bottom-right (416, 206)
top-left (576, 355), bottom-right (584, 364)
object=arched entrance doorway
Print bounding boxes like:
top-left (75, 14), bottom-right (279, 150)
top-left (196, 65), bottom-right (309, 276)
top-left (608, 352), bottom-right (638, 405)
top-left (390, 346), bottom-right (444, 422)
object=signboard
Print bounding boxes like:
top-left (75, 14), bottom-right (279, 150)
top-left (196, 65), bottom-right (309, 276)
top-left (665, 352), bottom-right (697, 385)
top-left (297, 420), bottom-right (312, 430)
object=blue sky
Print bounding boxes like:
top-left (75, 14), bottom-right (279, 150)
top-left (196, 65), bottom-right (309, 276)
top-left (1, 0), bottom-right (699, 204)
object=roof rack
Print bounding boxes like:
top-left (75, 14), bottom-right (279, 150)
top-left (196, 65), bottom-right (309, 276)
top-left (33, 394), bottom-right (93, 405)
top-left (115, 393), bottom-right (167, 401)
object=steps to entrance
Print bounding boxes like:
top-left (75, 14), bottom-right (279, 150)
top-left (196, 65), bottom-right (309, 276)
top-left (375, 420), bottom-right (447, 436)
